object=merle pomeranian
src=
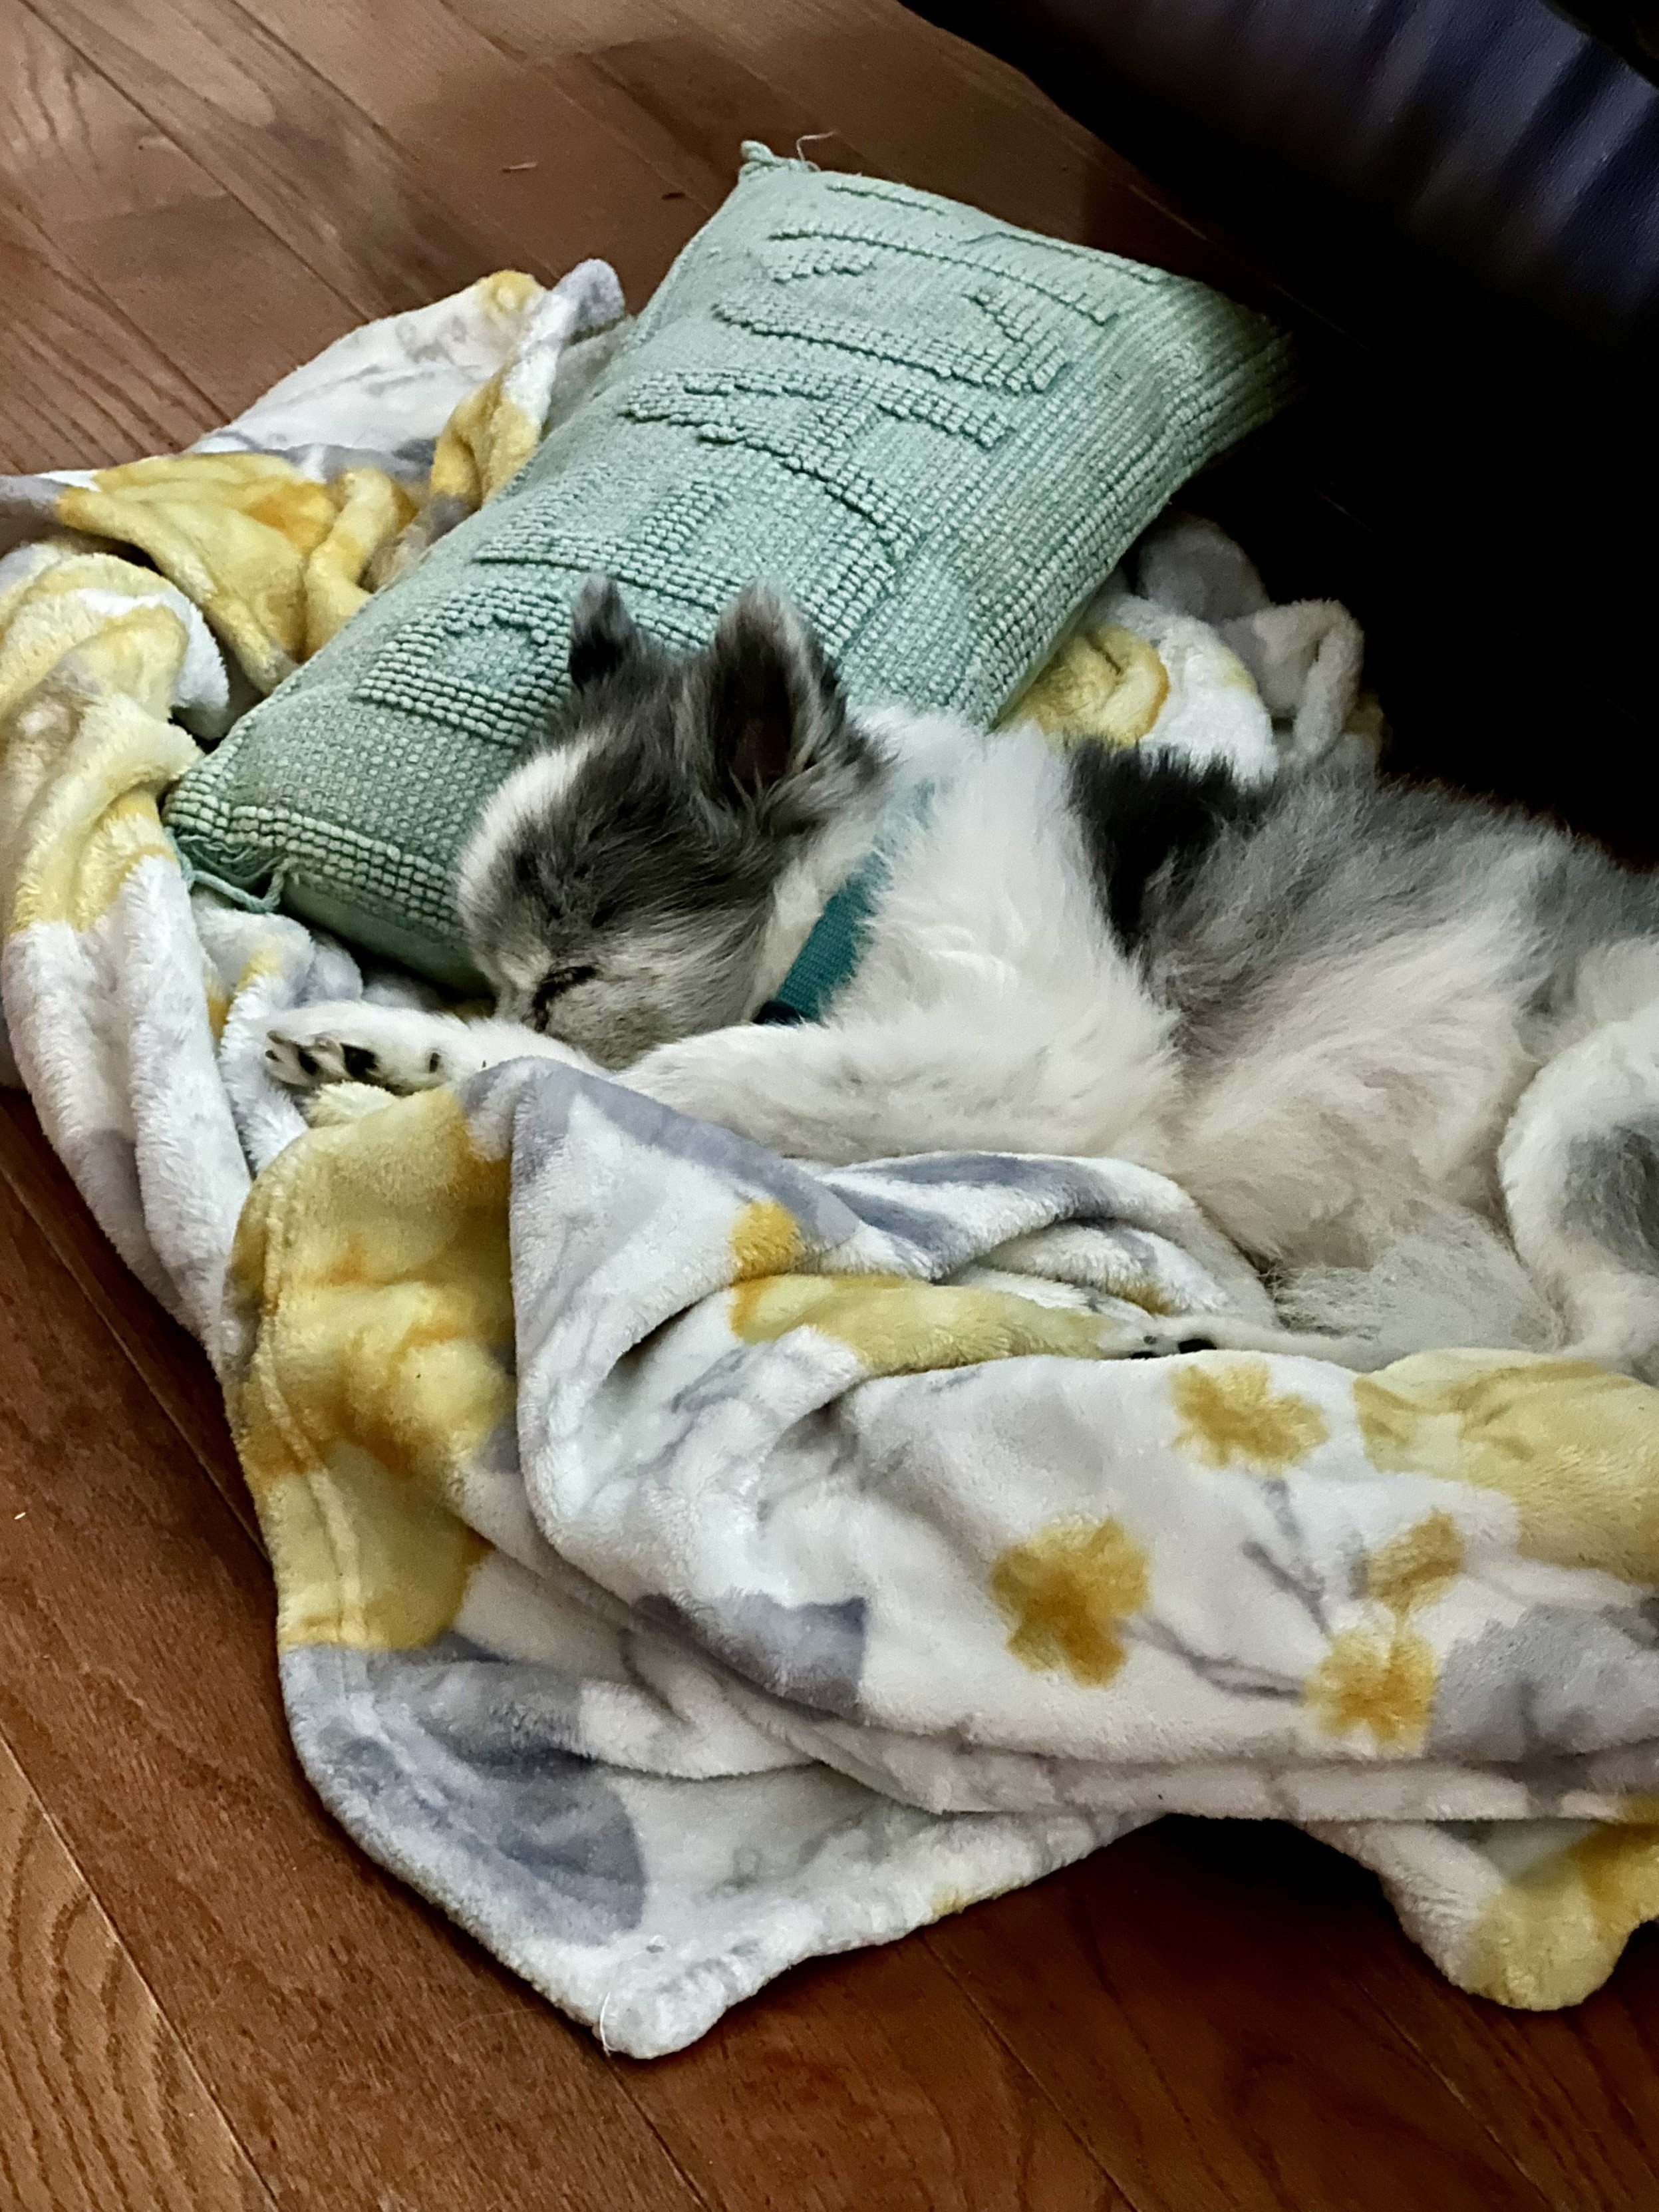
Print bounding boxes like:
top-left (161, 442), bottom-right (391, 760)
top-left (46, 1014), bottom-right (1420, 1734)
top-left (267, 576), bottom-right (1659, 1376)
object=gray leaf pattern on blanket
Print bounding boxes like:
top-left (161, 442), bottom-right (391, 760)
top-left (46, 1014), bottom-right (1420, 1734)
top-left (284, 1642), bottom-right (647, 1947)
top-left (640, 1594), bottom-right (869, 1720)
top-left (1429, 1609), bottom-right (1659, 1763)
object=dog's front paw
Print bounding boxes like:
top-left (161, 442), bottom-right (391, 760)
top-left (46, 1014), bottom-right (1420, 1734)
top-left (265, 1003), bottom-right (472, 1093)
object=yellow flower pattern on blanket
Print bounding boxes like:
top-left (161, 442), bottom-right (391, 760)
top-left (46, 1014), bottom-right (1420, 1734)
top-left (1463, 1820), bottom-right (1659, 2010)
top-left (1001, 621), bottom-right (1170, 746)
top-left (728, 1197), bottom-right (804, 1280)
top-left (1170, 1355), bottom-right (1329, 1473)
top-left (57, 455), bottom-right (417, 692)
top-left (1366, 1508), bottom-right (1467, 1612)
top-left (429, 271), bottom-right (549, 510)
top-left (730, 1269), bottom-right (1145, 1371)
top-left (0, 555), bottom-right (199, 938)
top-left (725, 1197), bottom-right (1182, 1370)
top-left (1305, 1623), bottom-right (1438, 1749)
top-left (227, 1087), bottom-right (508, 1651)
top-left (1355, 1350), bottom-right (1659, 1583)
top-left (990, 1518), bottom-right (1150, 1684)
top-left (1304, 1513), bottom-right (1465, 1754)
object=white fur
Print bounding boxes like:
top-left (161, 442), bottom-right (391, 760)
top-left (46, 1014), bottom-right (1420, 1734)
top-left (744, 706), bottom-right (989, 1008)
top-left (455, 736), bottom-right (598, 940)
top-left (1165, 905), bottom-right (1542, 1261)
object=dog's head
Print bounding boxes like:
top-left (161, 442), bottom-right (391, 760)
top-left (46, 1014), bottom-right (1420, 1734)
top-left (456, 577), bottom-right (879, 1066)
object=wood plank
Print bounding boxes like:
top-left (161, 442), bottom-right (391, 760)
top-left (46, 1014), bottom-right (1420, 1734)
top-left (625, 1935), bottom-right (1130, 2212)
top-left (21, 0), bottom-right (492, 321)
top-left (784, 0), bottom-right (1263, 289)
top-left (0, 1094), bottom-right (259, 1552)
top-left (0, 1172), bottom-right (704, 2212)
top-left (0, 0), bottom-right (357, 426)
top-left (1203, 1817), bottom-right (1659, 2212)
top-left (454, 0), bottom-right (1267, 295)
top-left (925, 1819), bottom-right (1557, 2212)
top-left (452, 0), bottom-right (888, 206)
top-left (231, 0), bottom-right (710, 305)
top-left (0, 1733), bottom-right (275, 2212)
top-left (0, 194), bottom-right (216, 471)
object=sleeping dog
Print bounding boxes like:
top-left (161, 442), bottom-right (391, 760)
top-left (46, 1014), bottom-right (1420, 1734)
top-left (267, 577), bottom-right (1659, 1376)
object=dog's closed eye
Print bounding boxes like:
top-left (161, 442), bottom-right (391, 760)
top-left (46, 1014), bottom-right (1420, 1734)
top-left (532, 965), bottom-right (599, 1028)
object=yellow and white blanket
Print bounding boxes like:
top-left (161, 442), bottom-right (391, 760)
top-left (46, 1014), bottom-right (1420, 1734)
top-left (5, 268), bottom-right (1659, 2056)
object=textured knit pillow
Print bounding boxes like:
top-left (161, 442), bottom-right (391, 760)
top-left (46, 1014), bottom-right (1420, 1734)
top-left (166, 144), bottom-right (1294, 985)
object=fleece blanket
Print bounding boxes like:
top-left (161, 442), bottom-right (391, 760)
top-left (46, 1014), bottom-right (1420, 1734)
top-left (5, 265), bottom-right (1659, 2058)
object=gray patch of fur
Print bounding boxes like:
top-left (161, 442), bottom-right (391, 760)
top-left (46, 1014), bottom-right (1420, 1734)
top-left (1273, 1197), bottom-right (1557, 1353)
top-left (1561, 1118), bottom-right (1659, 1273)
top-left (456, 577), bottom-right (885, 1066)
top-left (1130, 766), bottom-right (1658, 1056)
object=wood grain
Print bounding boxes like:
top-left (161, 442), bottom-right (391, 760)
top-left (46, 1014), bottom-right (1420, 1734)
top-left (0, 0), bottom-right (357, 428)
top-left (627, 1935), bottom-right (1130, 2211)
top-left (455, 0), bottom-right (887, 204)
top-left (0, 192), bottom-right (216, 470)
top-left (0, 1733), bottom-right (274, 2212)
top-left (0, 1094), bottom-right (259, 1551)
top-left (1201, 1817), bottom-right (1659, 2212)
top-left (456, 0), bottom-right (1265, 295)
top-left (694, 0), bottom-right (1217, 274)
top-left (236, 0), bottom-right (712, 304)
top-left (21, 0), bottom-right (494, 320)
top-left (926, 1821), bottom-right (1556, 2212)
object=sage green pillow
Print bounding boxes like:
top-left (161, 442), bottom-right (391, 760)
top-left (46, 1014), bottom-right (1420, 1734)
top-left (166, 144), bottom-right (1294, 987)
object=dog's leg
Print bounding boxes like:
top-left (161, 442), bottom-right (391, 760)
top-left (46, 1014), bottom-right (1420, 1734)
top-left (1500, 1002), bottom-right (1659, 1379)
top-left (1137, 1312), bottom-right (1410, 1370)
top-left (625, 1003), bottom-right (1172, 1166)
top-left (622, 1019), bottom-right (913, 1160)
top-left (1062, 1313), bottom-right (1402, 1367)
top-left (265, 1003), bottom-right (597, 1093)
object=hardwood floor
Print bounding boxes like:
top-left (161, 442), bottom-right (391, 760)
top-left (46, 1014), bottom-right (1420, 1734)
top-left (2, 2), bottom-right (1657, 2203)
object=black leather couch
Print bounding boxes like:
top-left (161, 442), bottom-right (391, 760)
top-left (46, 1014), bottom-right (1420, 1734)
top-left (905, 0), bottom-right (1659, 855)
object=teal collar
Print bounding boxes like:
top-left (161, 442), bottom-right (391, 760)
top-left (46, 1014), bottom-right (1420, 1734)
top-left (754, 781), bottom-right (935, 1027)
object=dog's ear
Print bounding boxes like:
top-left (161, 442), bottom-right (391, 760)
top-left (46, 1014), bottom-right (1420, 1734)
top-left (703, 586), bottom-right (844, 795)
top-left (568, 575), bottom-right (642, 691)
